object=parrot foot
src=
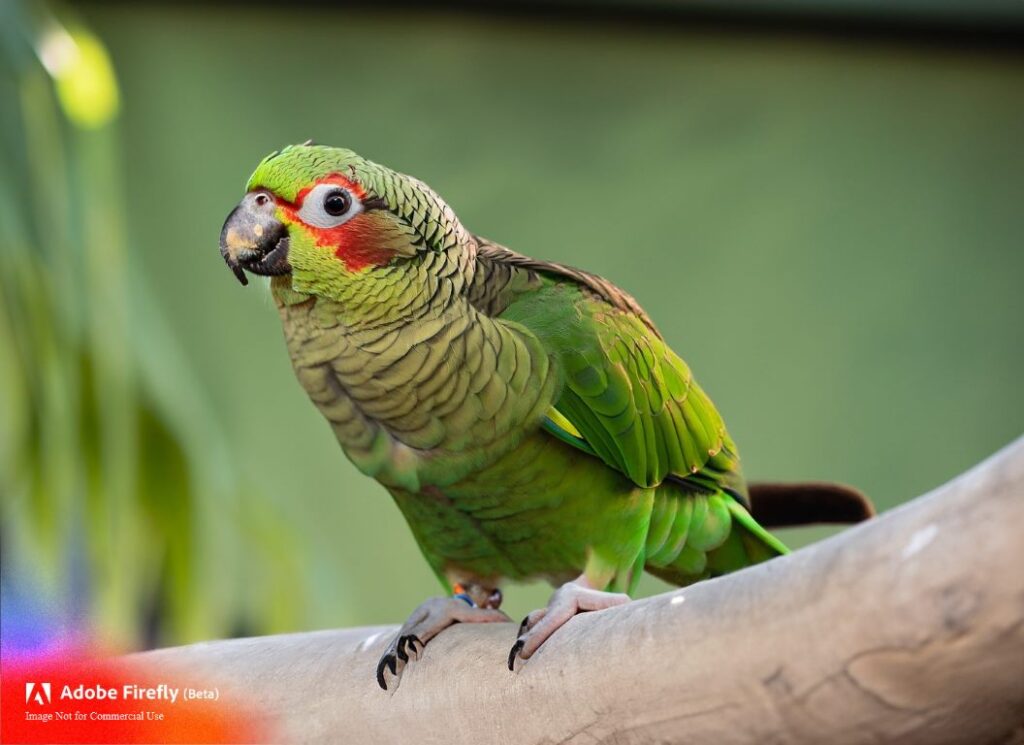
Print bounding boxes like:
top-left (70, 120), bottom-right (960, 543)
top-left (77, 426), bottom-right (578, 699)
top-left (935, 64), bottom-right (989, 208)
top-left (508, 576), bottom-right (629, 671)
top-left (376, 590), bottom-right (508, 690)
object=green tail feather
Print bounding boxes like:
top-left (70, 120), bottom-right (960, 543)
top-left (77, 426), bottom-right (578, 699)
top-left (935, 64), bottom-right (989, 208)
top-left (725, 496), bottom-right (790, 556)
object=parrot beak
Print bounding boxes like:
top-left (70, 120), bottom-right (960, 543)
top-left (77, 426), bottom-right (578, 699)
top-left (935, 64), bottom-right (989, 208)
top-left (219, 191), bottom-right (291, 286)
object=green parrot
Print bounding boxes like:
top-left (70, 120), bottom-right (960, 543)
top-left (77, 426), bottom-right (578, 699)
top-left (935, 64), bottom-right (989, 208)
top-left (219, 144), bottom-right (872, 689)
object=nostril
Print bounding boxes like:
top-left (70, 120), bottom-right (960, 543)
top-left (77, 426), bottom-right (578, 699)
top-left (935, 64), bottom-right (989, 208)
top-left (254, 193), bottom-right (270, 207)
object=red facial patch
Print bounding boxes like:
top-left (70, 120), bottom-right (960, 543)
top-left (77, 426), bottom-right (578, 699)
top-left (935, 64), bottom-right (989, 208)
top-left (276, 173), bottom-right (394, 272)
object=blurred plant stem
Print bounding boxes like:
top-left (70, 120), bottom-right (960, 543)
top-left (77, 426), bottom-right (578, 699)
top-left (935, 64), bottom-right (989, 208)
top-left (0, 1), bottom-right (303, 647)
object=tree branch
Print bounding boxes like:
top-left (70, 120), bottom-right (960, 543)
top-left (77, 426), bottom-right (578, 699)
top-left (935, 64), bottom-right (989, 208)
top-left (142, 437), bottom-right (1024, 744)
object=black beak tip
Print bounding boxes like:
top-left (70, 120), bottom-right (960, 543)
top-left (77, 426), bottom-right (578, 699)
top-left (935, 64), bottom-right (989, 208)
top-left (219, 242), bottom-right (250, 287)
top-left (231, 262), bottom-right (249, 286)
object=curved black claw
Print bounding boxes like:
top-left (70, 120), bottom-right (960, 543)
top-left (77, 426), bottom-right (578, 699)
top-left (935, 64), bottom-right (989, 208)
top-left (507, 639), bottom-right (525, 671)
top-left (396, 634), bottom-right (423, 662)
top-left (376, 653), bottom-right (398, 690)
top-left (376, 593), bottom-right (507, 690)
top-left (517, 615), bottom-right (530, 637)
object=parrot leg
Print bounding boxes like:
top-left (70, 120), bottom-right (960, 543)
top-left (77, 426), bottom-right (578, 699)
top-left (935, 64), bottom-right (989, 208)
top-left (376, 585), bottom-right (508, 690)
top-left (508, 574), bottom-right (630, 671)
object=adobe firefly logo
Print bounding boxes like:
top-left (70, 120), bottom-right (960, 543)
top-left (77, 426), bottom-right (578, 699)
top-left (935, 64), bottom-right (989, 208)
top-left (25, 682), bottom-right (52, 706)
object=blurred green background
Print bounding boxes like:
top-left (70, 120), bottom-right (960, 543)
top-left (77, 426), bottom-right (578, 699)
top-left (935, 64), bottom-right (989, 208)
top-left (2, 1), bottom-right (1022, 649)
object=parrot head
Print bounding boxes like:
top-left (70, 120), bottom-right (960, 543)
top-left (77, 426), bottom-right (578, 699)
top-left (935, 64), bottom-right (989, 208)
top-left (219, 144), bottom-right (469, 300)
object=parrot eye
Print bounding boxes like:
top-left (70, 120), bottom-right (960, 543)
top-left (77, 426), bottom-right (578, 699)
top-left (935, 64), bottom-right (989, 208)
top-left (296, 183), bottom-right (363, 228)
top-left (323, 189), bottom-right (351, 217)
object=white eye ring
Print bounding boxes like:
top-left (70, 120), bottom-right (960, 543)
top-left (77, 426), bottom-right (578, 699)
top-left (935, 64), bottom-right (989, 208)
top-left (296, 183), bottom-right (363, 228)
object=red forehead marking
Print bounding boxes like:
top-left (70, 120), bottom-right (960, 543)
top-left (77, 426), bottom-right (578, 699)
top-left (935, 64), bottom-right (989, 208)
top-left (290, 172), bottom-right (368, 207)
top-left (275, 173), bottom-right (392, 272)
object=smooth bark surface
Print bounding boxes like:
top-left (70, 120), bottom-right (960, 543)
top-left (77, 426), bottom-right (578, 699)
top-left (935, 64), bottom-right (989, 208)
top-left (141, 437), bottom-right (1024, 744)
